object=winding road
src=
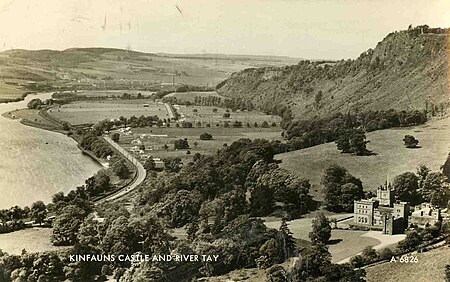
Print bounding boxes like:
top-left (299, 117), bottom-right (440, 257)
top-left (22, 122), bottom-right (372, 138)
top-left (95, 136), bottom-right (147, 205)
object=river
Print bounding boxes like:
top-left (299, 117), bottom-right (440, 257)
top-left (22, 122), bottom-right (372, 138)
top-left (0, 93), bottom-right (102, 209)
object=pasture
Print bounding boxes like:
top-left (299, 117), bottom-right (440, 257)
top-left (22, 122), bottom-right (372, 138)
top-left (0, 228), bottom-right (70, 255)
top-left (48, 100), bottom-right (169, 124)
top-left (277, 117), bottom-right (450, 200)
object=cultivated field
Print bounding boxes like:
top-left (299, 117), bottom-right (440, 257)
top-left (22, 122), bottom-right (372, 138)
top-left (277, 117), bottom-right (450, 200)
top-left (0, 80), bottom-right (27, 102)
top-left (176, 104), bottom-right (281, 125)
top-left (366, 246), bottom-right (450, 282)
top-left (48, 100), bottom-right (169, 124)
top-left (118, 126), bottom-right (283, 164)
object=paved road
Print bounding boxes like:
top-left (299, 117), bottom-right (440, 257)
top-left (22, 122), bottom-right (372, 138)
top-left (95, 136), bottom-right (146, 205)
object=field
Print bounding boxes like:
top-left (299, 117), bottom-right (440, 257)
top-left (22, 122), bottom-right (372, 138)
top-left (277, 117), bottom-right (450, 200)
top-left (0, 80), bottom-right (27, 102)
top-left (177, 104), bottom-right (281, 125)
top-left (48, 100), bottom-right (169, 125)
top-left (164, 91), bottom-right (225, 103)
top-left (366, 246), bottom-right (450, 282)
top-left (0, 228), bottom-right (70, 255)
top-left (118, 126), bottom-right (283, 164)
top-left (0, 49), bottom-right (300, 99)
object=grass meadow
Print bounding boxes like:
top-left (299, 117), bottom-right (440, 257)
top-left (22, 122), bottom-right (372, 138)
top-left (276, 117), bottom-right (450, 200)
top-left (366, 246), bottom-right (450, 282)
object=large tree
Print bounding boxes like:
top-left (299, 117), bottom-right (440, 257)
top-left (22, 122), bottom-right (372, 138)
top-left (51, 205), bottom-right (86, 246)
top-left (309, 213), bottom-right (331, 244)
top-left (392, 172), bottom-right (420, 204)
top-left (30, 201), bottom-right (47, 225)
top-left (422, 172), bottom-right (449, 207)
top-left (322, 165), bottom-right (363, 212)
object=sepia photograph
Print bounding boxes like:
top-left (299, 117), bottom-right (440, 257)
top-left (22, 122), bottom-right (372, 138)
top-left (0, 0), bottom-right (449, 281)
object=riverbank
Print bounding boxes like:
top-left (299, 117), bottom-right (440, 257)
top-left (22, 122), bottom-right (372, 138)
top-left (2, 104), bottom-right (141, 204)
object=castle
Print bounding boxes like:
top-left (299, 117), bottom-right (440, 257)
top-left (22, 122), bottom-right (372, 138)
top-left (353, 184), bottom-right (409, 235)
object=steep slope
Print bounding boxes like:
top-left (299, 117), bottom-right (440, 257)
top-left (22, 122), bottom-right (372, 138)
top-left (217, 26), bottom-right (450, 120)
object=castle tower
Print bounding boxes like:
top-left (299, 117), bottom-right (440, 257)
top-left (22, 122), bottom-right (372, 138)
top-left (377, 184), bottom-right (394, 207)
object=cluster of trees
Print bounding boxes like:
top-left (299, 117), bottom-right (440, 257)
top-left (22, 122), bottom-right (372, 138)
top-left (284, 110), bottom-right (427, 150)
top-left (335, 128), bottom-right (370, 155)
top-left (0, 202), bottom-right (48, 233)
top-left (26, 98), bottom-right (43, 109)
top-left (174, 138), bottom-right (189, 150)
top-left (109, 156), bottom-right (131, 179)
top-left (322, 165), bottom-right (364, 212)
top-left (392, 166), bottom-right (449, 207)
top-left (79, 133), bottom-right (113, 159)
top-left (162, 95), bottom-right (255, 112)
top-left (90, 115), bottom-right (163, 135)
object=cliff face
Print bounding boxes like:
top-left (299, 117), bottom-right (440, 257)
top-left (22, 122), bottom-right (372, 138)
top-left (217, 26), bottom-right (450, 120)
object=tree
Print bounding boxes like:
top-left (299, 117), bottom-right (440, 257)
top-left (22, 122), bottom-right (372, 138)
top-left (30, 201), bottom-right (47, 225)
top-left (261, 121), bottom-right (270, 128)
top-left (111, 133), bottom-right (120, 142)
top-left (51, 205), bottom-right (86, 246)
top-left (335, 128), bottom-right (370, 155)
top-left (144, 157), bottom-right (156, 171)
top-left (422, 172), bottom-right (449, 207)
top-left (223, 112), bottom-right (231, 118)
top-left (378, 248), bottom-right (394, 260)
top-left (361, 246), bottom-right (378, 263)
top-left (193, 141), bottom-right (198, 148)
top-left (309, 213), bottom-right (331, 244)
top-left (249, 184), bottom-right (274, 216)
top-left (27, 98), bottom-right (42, 109)
top-left (397, 230), bottom-right (422, 252)
top-left (279, 218), bottom-right (295, 259)
top-left (417, 165), bottom-right (431, 188)
top-left (163, 157), bottom-right (182, 173)
top-left (112, 159), bottom-right (130, 179)
top-left (174, 138), bottom-right (189, 150)
top-left (403, 135), bottom-right (419, 148)
top-left (200, 132), bottom-right (213, 140)
top-left (392, 172), bottom-right (419, 204)
top-left (322, 165), bottom-right (363, 212)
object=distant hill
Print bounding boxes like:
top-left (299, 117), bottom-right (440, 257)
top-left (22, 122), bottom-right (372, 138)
top-left (0, 47), bottom-right (300, 102)
top-left (217, 26), bottom-right (450, 120)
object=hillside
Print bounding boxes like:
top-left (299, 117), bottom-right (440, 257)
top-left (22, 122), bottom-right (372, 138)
top-left (365, 246), bottom-right (450, 282)
top-left (0, 48), bottom-right (299, 102)
top-left (276, 116), bottom-right (450, 199)
top-left (217, 26), bottom-right (450, 120)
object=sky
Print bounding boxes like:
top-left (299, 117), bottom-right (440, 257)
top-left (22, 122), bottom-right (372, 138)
top-left (0, 0), bottom-right (449, 60)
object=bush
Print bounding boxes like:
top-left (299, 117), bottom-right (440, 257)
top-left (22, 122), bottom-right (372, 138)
top-left (200, 132), bottom-right (213, 140)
